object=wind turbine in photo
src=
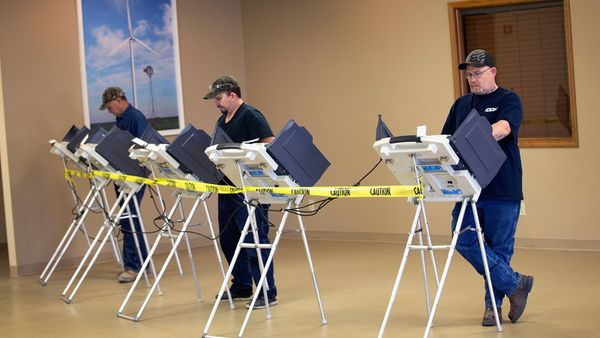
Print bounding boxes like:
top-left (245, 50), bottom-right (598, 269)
top-left (107, 0), bottom-right (158, 109)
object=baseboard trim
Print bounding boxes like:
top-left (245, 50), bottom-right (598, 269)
top-left (14, 231), bottom-right (600, 276)
top-left (14, 236), bottom-right (212, 277)
top-left (282, 230), bottom-right (600, 251)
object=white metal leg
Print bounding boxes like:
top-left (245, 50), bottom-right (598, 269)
top-left (378, 202), bottom-right (424, 338)
top-left (183, 226), bottom-right (202, 302)
top-left (202, 199), bottom-right (234, 310)
top-left (100, 186), bottom-right (124, 269)
top-left (132, 196), bottom-right (163, 295)
top-left (246, 203), bottom-right (273, 320)
top-left (125, 204), bottom-right (151, 287)
top-left (295, 209), bottom-right (327, 324)
top-left (203, 209), bottom-right (255, 337)
top-left (60, 189), bottom-right (134, 303)
top-left (117, 195), bottom-right (183, 320)
top-left (471, 201), bottom-right (502, 332)
top-left (120, 196), bottom-right (201, 321)
top-left (416, 216), bottom-right (432, 317)
top-left (40, 185), bottom-right (100, 286)
top-left (238, 202), bottom-right (293, 337)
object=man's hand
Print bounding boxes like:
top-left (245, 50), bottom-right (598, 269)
top-left (492, 120), bottom-right (511, 141)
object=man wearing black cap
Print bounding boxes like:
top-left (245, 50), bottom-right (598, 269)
top-left (100, 86), bottom-right (149, 283)
top-left (442, 50), bottom-right (533, 326)
top-left (204, 75), bottom-right (278, 309)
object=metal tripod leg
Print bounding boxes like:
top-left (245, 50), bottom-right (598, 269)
top-left (152, 176), bottom-right (185, 276)
top-left (61, 189), bottom-right (134, 303)
top-left (415, 199), bottom-right (440, 318)
top-left (127, 196), bottom-right (163, 294)
top-left (238, 201), bottom-right (293, 337)
top-left (118, 195), bottom-right (201, 321)
top-left (181, 212), bottom-right (202, 302)
top-left (378, 202), bottom-right (424, 338)
top-left (295, 207), bottom-right (328, 324)
top-left (101, 186), bottom-right (124, 269)
top-left (40, 182), bottom-right (102, 286)
top-left (177, 201), bottom-right (200, 297)
top-left (420, 202), bottom-right (440, 284)
top-left (202, 198), bottom-right (234, 310)
top-left (246, 203), bottom-right (272, 320)
top-left (63, 163), bottom-right (93, 249)
top-left (124, 204), bottom-right (151, 287)
top-left (416, 215), bottom-right (432, 317)
top-left (422, 198), bottom-right (502, 337)
top-left (471, 201), bottom-right (502, 332)
top-left (203, 207), bottom-right (257, 337)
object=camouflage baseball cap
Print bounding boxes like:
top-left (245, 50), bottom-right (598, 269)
top-left (99, 86), bottom-right (125, 110)
top-left (203, 75), bottom-right (239, 100)
top-left (458, 49), bottom-right (495, 70)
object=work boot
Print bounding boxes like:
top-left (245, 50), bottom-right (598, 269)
top-left (508, 275), bottom-right (534, 323)
top-left (482, 306), bottom-right (502, 326)
top-left (118, 269), bottom-right (138, 283)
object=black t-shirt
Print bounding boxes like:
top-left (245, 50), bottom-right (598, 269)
top-left (442, 87), bottom-right (523, 201)
top-left (216, 103), bottom-right (274, 143)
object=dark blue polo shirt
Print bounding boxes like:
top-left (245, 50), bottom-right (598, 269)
top-left (115, 103), bottom-right (148, 138)
top-left (442, 87), bottom-right (523, 201)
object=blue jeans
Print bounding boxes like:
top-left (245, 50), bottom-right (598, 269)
top-left (451, 199), bottom-right (521, 307)
top-left (116, 185), bottom-right (147, 271)
top-left (218, 193), bottom-right (277, 298)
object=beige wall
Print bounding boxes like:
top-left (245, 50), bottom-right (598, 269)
top-left (0, 0), bottom-right (246, 275)
top-left (240, 0), bottom-right (600, 246)
top-left (0, 0), bottom-right (598, 275)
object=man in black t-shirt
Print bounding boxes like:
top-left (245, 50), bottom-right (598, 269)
top-left (442, 50), bottom-right (533, 326)
top-left (204, 75), bottom-right (277, 309)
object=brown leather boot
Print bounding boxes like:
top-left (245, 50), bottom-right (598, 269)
top-left (482, 306), bottom-right (502, 326)
top-left (508, 275), bottom-right (534, 323)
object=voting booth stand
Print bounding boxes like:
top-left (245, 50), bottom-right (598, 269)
top-left (118, 125), bottom-right (234, 321)
top-left (373, 111), bottom-right (506, 337)
top-left (202, 121), bottom-right (329, 338)
top-left (41, 127), bottom-right (123, 286)
top-left (60, 127), bottom-right (161, 304)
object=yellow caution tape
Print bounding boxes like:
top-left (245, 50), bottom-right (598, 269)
top-left (90, 170), bottom-right (155, 185)
top-left (153, 177), bottom-right (243, 194)
top-left (64, 169), bottom-right (423, 198)
top-left (65, 169), bottom-right (94, 179)
top-left (245, 185), bottom-right (422, 198)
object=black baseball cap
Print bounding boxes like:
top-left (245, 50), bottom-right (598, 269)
top-left (458, 49), bottom-right (495, 70)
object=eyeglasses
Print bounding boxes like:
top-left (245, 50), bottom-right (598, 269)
top-left (465, 67), bottom-right (492, 79)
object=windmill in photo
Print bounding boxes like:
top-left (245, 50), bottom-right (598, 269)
top-left (143, 65), bottom-right (156, 120)
top-left (108, 0), bottom-right (158, 109)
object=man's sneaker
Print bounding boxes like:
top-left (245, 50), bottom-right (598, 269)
top-left (246, 296), bottom-right (277, 309)
top-left (118, 269), bottom-right (138, 283)
top-left (216, 288), bottom-right (253, 302)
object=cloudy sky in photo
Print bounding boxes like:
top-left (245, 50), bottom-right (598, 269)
top-left (81, 0), bottom-right (180, 124)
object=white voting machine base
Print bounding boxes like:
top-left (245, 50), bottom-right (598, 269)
top-left (203, 142), bottom-right (327, 338)
top-left (117, 139), bottom-right (233, 321)
top-left (373, 131), bottom-right (502, 337)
